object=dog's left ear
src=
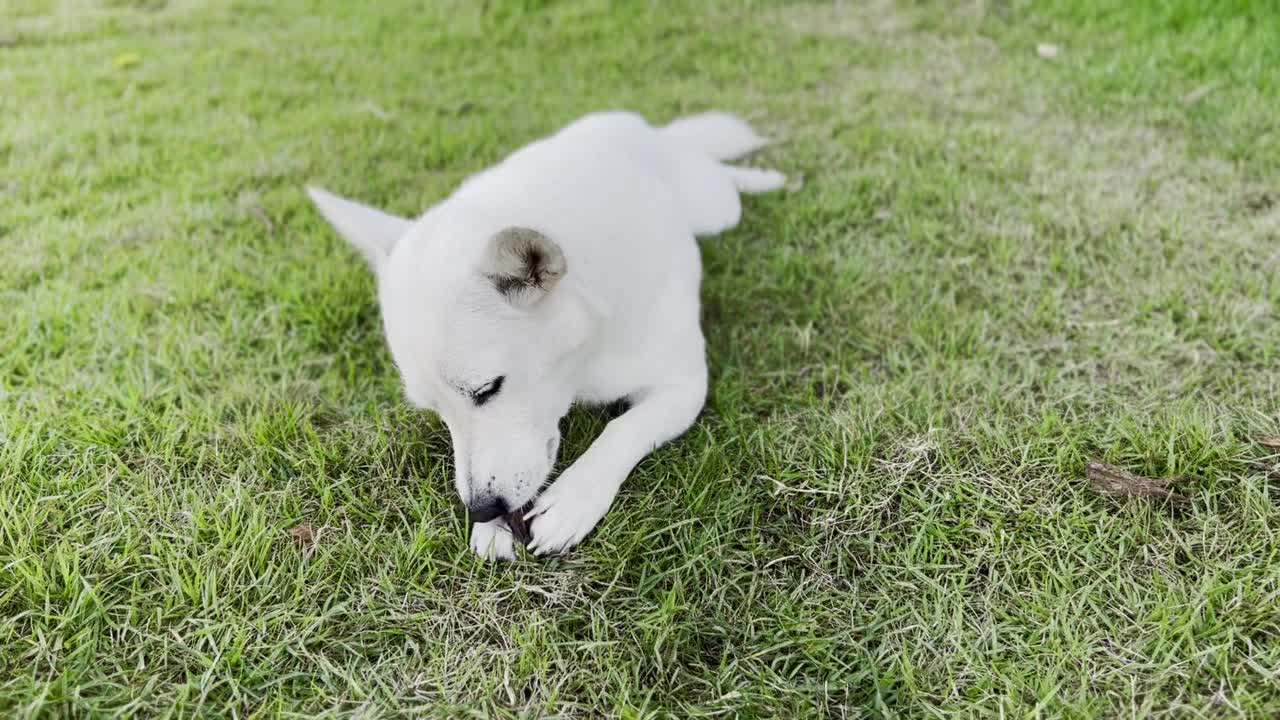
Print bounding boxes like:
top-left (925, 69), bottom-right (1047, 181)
top-left (306, 186), bottom-right (412, 271)
top-left (482, 227), bottom-right (567, 308)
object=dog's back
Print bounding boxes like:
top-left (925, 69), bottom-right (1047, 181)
top-left (453, 110), bottom-right (784, 241)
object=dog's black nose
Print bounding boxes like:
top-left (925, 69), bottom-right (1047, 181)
top-left (467, 497), bottom-right (508, 524)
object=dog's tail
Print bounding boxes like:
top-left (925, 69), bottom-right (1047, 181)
top-left (722, 166), bottom-right (788, 194)
top-left (661, 112), bottom-right (786, 200)
top-left (660, 112), bottom-right (770, 162)
top-left (658, 112), bottom-right (786, 235)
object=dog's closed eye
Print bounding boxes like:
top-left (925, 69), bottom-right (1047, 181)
top-left (470, 376), bottom-right (505, 406)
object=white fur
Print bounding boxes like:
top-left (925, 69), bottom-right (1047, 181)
top-left (308, 111), bottom-right (783, 559)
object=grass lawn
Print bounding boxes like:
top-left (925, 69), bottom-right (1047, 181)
top-left (3, 0), bottom-right (1280, 716)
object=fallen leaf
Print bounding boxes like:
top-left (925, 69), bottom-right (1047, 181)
top-left (1085, 461), bottom-right (1188, 504)
top-left (114, 52), bottom-right (141, 69)
top-left (1181, 83), bottom-right (1215, 106)
top-left (1260, 437), bottom-right (1280, 450)
top-left (0, 34), bottom-right (18, 48)
top-left (1036, 43), bottom-right (1060, 60)
top-left (288, 523), bottom-right (317, 547)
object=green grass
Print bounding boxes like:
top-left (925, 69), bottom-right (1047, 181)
top-left (3, 0), bottom-right (1279, 716)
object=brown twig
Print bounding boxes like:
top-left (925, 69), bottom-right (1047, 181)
top-left (505, 506), bottom-right (532, 546)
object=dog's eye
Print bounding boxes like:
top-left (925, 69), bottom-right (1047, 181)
top-left (471, 376), bottom-right (504, 406)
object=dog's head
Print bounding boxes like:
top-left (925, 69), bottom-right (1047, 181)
top-left (308, 187), bottom-right (589, 522)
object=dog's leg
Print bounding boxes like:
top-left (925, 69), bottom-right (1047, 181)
top-left (525, 374), bottom-right (707, 556)
top-left (470, 518), bottom-right (516, 561)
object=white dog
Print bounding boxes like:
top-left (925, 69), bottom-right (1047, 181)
top-left (307, 110), bottom-right (784, 560)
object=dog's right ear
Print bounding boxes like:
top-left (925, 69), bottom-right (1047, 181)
top-left (306, 186), bottom-right (413, 271)
top-left (482, 226), bottom-right (567, 308)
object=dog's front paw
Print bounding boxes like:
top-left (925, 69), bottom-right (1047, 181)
top-left (470, 519), bottom-right (516, 561)
top-left (525, 465), bottom-right (619, 556)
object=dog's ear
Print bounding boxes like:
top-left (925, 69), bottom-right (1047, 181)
top-left (482, 227), bottom-right (567, 307)
top-left (306, 186), bottom-right (412, 270)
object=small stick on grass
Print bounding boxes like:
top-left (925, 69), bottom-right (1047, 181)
top-left (505, 508), bottom-right (532, 546)
top-left (1085, 461), bottom-right (1189, 505)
